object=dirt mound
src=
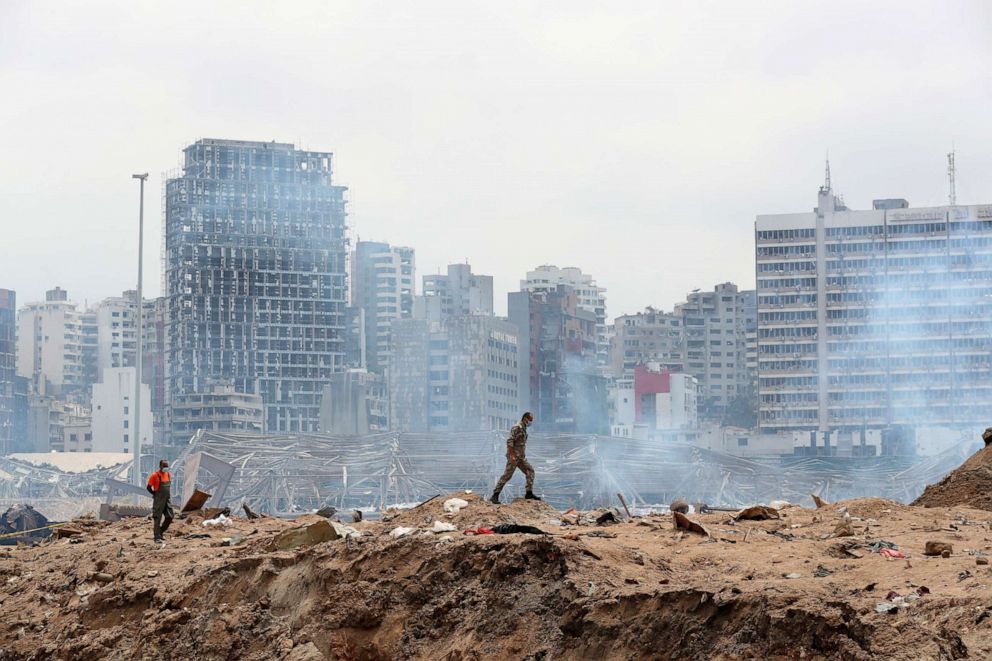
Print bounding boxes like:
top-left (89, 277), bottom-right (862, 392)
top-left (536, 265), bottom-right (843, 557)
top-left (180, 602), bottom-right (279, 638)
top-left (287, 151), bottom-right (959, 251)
top-left (385, 492), bottom-right (562, 531)
top-left (912, 445), bottom-right (992, 510)
top-left (3, 491), bottom-right (992, 659)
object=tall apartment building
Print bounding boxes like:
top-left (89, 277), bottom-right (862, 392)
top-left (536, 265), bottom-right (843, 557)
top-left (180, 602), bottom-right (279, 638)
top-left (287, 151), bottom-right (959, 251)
top-left (165, 138), bottom-right (349, 433)
top-left (351, 241), bottom-right (415, 376)
top-left (0, 289), bottom-right (15, 454)
top-left (676, 283), bottom-right (756, 419)
top-left (390, 315), bottom-right (519, 432)
top-left (422, 263), bottom-right (494, 318)
top-left (755, 181), bottom-right (992, 434)
top-left (508, 286), bottom-right (607, 433)
top-left (608, 284), bottom-right (756, 421)
top-left (521, 266), bottom-right (608, 366)
top-left (609, 307), bottom-right (684, 377)
top-left (16, 287), bottom-right (94, 400)
top-left (91, 291), bottom-right (167, 445)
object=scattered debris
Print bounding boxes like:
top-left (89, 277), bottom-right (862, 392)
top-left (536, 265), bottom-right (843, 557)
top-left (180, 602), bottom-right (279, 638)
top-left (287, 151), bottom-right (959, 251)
top-left (242, 502), bottom-right (260, 520)
top-left (181, 489), bottom-right (212, 513)
top-left (202, 514), bottom-right (233, 528)
top-left (768, 500), bottom-right (791, 510)
top-left (352, 509), bottom-right (363, 523)
top-left (431, 521), bottom-right (457, 533)
top-left (978, 557), bottom-right (989, 566)
top-left (443, 498), bottom-right (469, 515)
top-left (813, 565), bottom-right (832, 578)
top-left (875, 603), bottom-right (898, 614)
top-left (389, 527), bottom-right (416, 539)
top-left (616, 493), bottom-right (634, 520)
top-left (669, 498), bottom-right (689, 514)
top-left (672, 512), bottom-right (708, 536)
top-left (314, 506), bottom-right (337, 519)
top-left (924, 541), bottom-right (953, 557)
top-left (812, 494), bottom-right (830, 508)
top-left (733, 506), bottom-right (780, 522)
top-left (879, 548), bottom-right (906, 560)
top-left (492, 523), bottom-right (546, 535)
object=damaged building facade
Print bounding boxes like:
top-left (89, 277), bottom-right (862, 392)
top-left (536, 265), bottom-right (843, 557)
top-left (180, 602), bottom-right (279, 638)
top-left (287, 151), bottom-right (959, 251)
top-left (509, 285), bottom-right (608, 434)
top-left (389, 316), bottom-right (519, 432)
top-left (756, 179), bottom-right (992, 444)
top-left (165, 139), bottom-right (349, 434)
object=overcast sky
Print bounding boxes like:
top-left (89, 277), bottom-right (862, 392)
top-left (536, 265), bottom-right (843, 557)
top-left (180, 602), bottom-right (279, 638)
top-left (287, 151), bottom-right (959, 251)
top-left (2, 1), bottom-right (991, 317)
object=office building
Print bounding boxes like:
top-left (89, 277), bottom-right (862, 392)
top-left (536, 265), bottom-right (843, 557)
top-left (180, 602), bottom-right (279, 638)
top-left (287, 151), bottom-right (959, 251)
top-left (755, 177), bottom-right (992, 435)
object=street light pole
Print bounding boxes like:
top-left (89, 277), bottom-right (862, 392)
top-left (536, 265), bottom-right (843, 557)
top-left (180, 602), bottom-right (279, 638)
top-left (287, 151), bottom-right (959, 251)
top-left (132, 173), bottom-right (148, 486)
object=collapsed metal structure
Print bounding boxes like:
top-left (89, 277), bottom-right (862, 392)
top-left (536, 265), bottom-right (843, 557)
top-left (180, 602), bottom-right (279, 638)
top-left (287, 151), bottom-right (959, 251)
top-left (171, 430), bottom-right (980, 514)
top-left (0, 431), bottom-right (979, 518)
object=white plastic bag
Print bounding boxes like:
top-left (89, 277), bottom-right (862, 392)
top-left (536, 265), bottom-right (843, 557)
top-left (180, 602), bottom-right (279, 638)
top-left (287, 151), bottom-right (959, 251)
top-left (432, 521), bottom-right (457, 533)
top-left (443, 498), bottom-right (469, 514)
top-left (203, 513), bottom-right (232, 528)
top-left (389, 526), bottom-right (415, 538)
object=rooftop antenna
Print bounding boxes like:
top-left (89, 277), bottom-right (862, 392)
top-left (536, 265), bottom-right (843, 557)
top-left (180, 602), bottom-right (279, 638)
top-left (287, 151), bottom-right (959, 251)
top-left (947, 145), bottom-right (957, 206)
top-left (824, 153), bottom-right (832, 191)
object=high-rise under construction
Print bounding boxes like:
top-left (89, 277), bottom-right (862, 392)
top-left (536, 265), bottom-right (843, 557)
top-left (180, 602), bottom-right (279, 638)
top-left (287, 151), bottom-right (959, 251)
top-left (165, 139), bottom-right (349, 434)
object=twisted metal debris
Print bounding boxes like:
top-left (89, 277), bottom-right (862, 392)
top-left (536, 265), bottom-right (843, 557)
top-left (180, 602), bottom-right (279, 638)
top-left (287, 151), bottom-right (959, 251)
top-left (171, 431), bottom-right (981, 514)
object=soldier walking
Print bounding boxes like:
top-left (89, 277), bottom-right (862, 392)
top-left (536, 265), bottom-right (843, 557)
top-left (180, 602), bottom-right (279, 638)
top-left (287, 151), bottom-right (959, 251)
top-left (491, 412), bottom-right (540, 503)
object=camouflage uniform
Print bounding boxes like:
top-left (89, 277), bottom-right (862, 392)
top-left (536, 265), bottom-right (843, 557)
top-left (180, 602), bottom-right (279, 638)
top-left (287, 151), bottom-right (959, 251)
top-left (493, 423), bottom-right (535, 494)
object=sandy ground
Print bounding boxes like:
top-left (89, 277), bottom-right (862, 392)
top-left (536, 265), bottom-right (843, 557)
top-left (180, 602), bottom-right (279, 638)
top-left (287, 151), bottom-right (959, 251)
top-left (2, 451), bottom-right (992, 659)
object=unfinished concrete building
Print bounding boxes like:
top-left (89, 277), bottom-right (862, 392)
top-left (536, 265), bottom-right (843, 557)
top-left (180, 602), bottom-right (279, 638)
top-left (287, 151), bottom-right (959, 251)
top-left (165, 139), bottom-right (349, 434)
top-left (170, 382), bottom-right (263, 444)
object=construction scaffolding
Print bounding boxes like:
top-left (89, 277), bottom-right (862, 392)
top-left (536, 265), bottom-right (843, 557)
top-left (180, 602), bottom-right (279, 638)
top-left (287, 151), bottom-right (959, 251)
top-left (171, 431), bottom-right (980, 514)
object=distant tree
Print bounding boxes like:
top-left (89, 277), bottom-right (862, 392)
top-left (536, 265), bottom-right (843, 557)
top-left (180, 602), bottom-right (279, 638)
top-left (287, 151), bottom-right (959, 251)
top-left (722, 388), bottom-right (757, 430)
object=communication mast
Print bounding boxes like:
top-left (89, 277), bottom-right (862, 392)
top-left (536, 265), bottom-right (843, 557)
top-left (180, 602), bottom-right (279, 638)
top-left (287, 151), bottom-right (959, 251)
top-left (947, 147), bottom-right (957, 206)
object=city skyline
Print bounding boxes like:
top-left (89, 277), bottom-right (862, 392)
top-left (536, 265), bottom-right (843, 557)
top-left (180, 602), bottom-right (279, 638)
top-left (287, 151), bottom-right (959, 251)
top-left (3, 2), bottom-right (992, 318)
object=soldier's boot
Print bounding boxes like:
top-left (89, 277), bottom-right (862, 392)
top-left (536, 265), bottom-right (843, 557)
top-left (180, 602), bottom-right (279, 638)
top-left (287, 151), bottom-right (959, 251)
top-left (490, 490), bottom-right (501, 504)
top-left (524, 491), bottom-right (541, 501)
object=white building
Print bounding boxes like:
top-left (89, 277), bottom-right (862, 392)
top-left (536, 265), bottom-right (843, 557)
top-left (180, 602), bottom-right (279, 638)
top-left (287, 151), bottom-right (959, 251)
top-left (351, 241), bottom-right (416, 375)
top-left (674, 283), bottom-right (755, 420)
top-left (91, 367), bottom-right (152, 453)
top-left (92, 291), bottom-right (138, 379)
top-left (16, 287), bottom-right (92, 398)
top-left (756, 176), bottom-right (992, 435)
top-left (521, 265), bottom-right (607, 365)
top-left (422, 263), bottom-right (494, 318)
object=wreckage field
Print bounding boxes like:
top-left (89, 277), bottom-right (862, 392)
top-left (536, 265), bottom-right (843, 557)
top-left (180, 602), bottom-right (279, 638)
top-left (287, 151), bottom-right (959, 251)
top-left (5, 443), bottom-right (992, 660)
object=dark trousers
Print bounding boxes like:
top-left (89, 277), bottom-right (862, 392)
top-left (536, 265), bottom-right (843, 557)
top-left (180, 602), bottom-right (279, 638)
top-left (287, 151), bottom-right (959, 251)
top-left (152, 488), bottom-right (174, 539)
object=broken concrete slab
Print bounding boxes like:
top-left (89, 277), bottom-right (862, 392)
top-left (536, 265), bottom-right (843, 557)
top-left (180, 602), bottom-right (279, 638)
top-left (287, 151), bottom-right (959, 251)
top-left (181, 489), bottom-right (212, 513)
top-left (269, 520), bottom-right (339, 551)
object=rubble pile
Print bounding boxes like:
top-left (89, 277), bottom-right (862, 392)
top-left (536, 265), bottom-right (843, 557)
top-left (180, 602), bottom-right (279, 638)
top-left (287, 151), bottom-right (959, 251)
top-left (913, 444), bottom-right (992, 510)
top-left (4, 449), bottom-right (992, 659)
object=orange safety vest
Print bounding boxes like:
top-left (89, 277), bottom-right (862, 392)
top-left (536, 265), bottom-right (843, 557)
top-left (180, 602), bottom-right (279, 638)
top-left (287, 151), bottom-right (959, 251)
top-left (147, 469), bottom-right (171, 493)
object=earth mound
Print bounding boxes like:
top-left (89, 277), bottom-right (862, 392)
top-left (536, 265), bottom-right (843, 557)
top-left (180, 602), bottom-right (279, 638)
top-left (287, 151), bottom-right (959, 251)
top-left (912, 444), bottom-right (992, 510)
top-left (3, 492), bottom-right (992, 659)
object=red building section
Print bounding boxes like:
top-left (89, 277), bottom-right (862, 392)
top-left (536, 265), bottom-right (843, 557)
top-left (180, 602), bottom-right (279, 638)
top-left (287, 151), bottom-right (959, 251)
top-left (633, 365), bottom-right (671, 420)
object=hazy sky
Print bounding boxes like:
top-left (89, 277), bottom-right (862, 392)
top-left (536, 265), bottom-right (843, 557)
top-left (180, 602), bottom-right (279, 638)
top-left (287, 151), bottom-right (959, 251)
top-left (2, 1), bottom-right (991, 317)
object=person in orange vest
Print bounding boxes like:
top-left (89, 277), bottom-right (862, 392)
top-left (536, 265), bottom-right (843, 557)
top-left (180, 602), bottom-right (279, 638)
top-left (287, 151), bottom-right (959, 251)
top-left (146, 459), bottom-right (174, 543)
